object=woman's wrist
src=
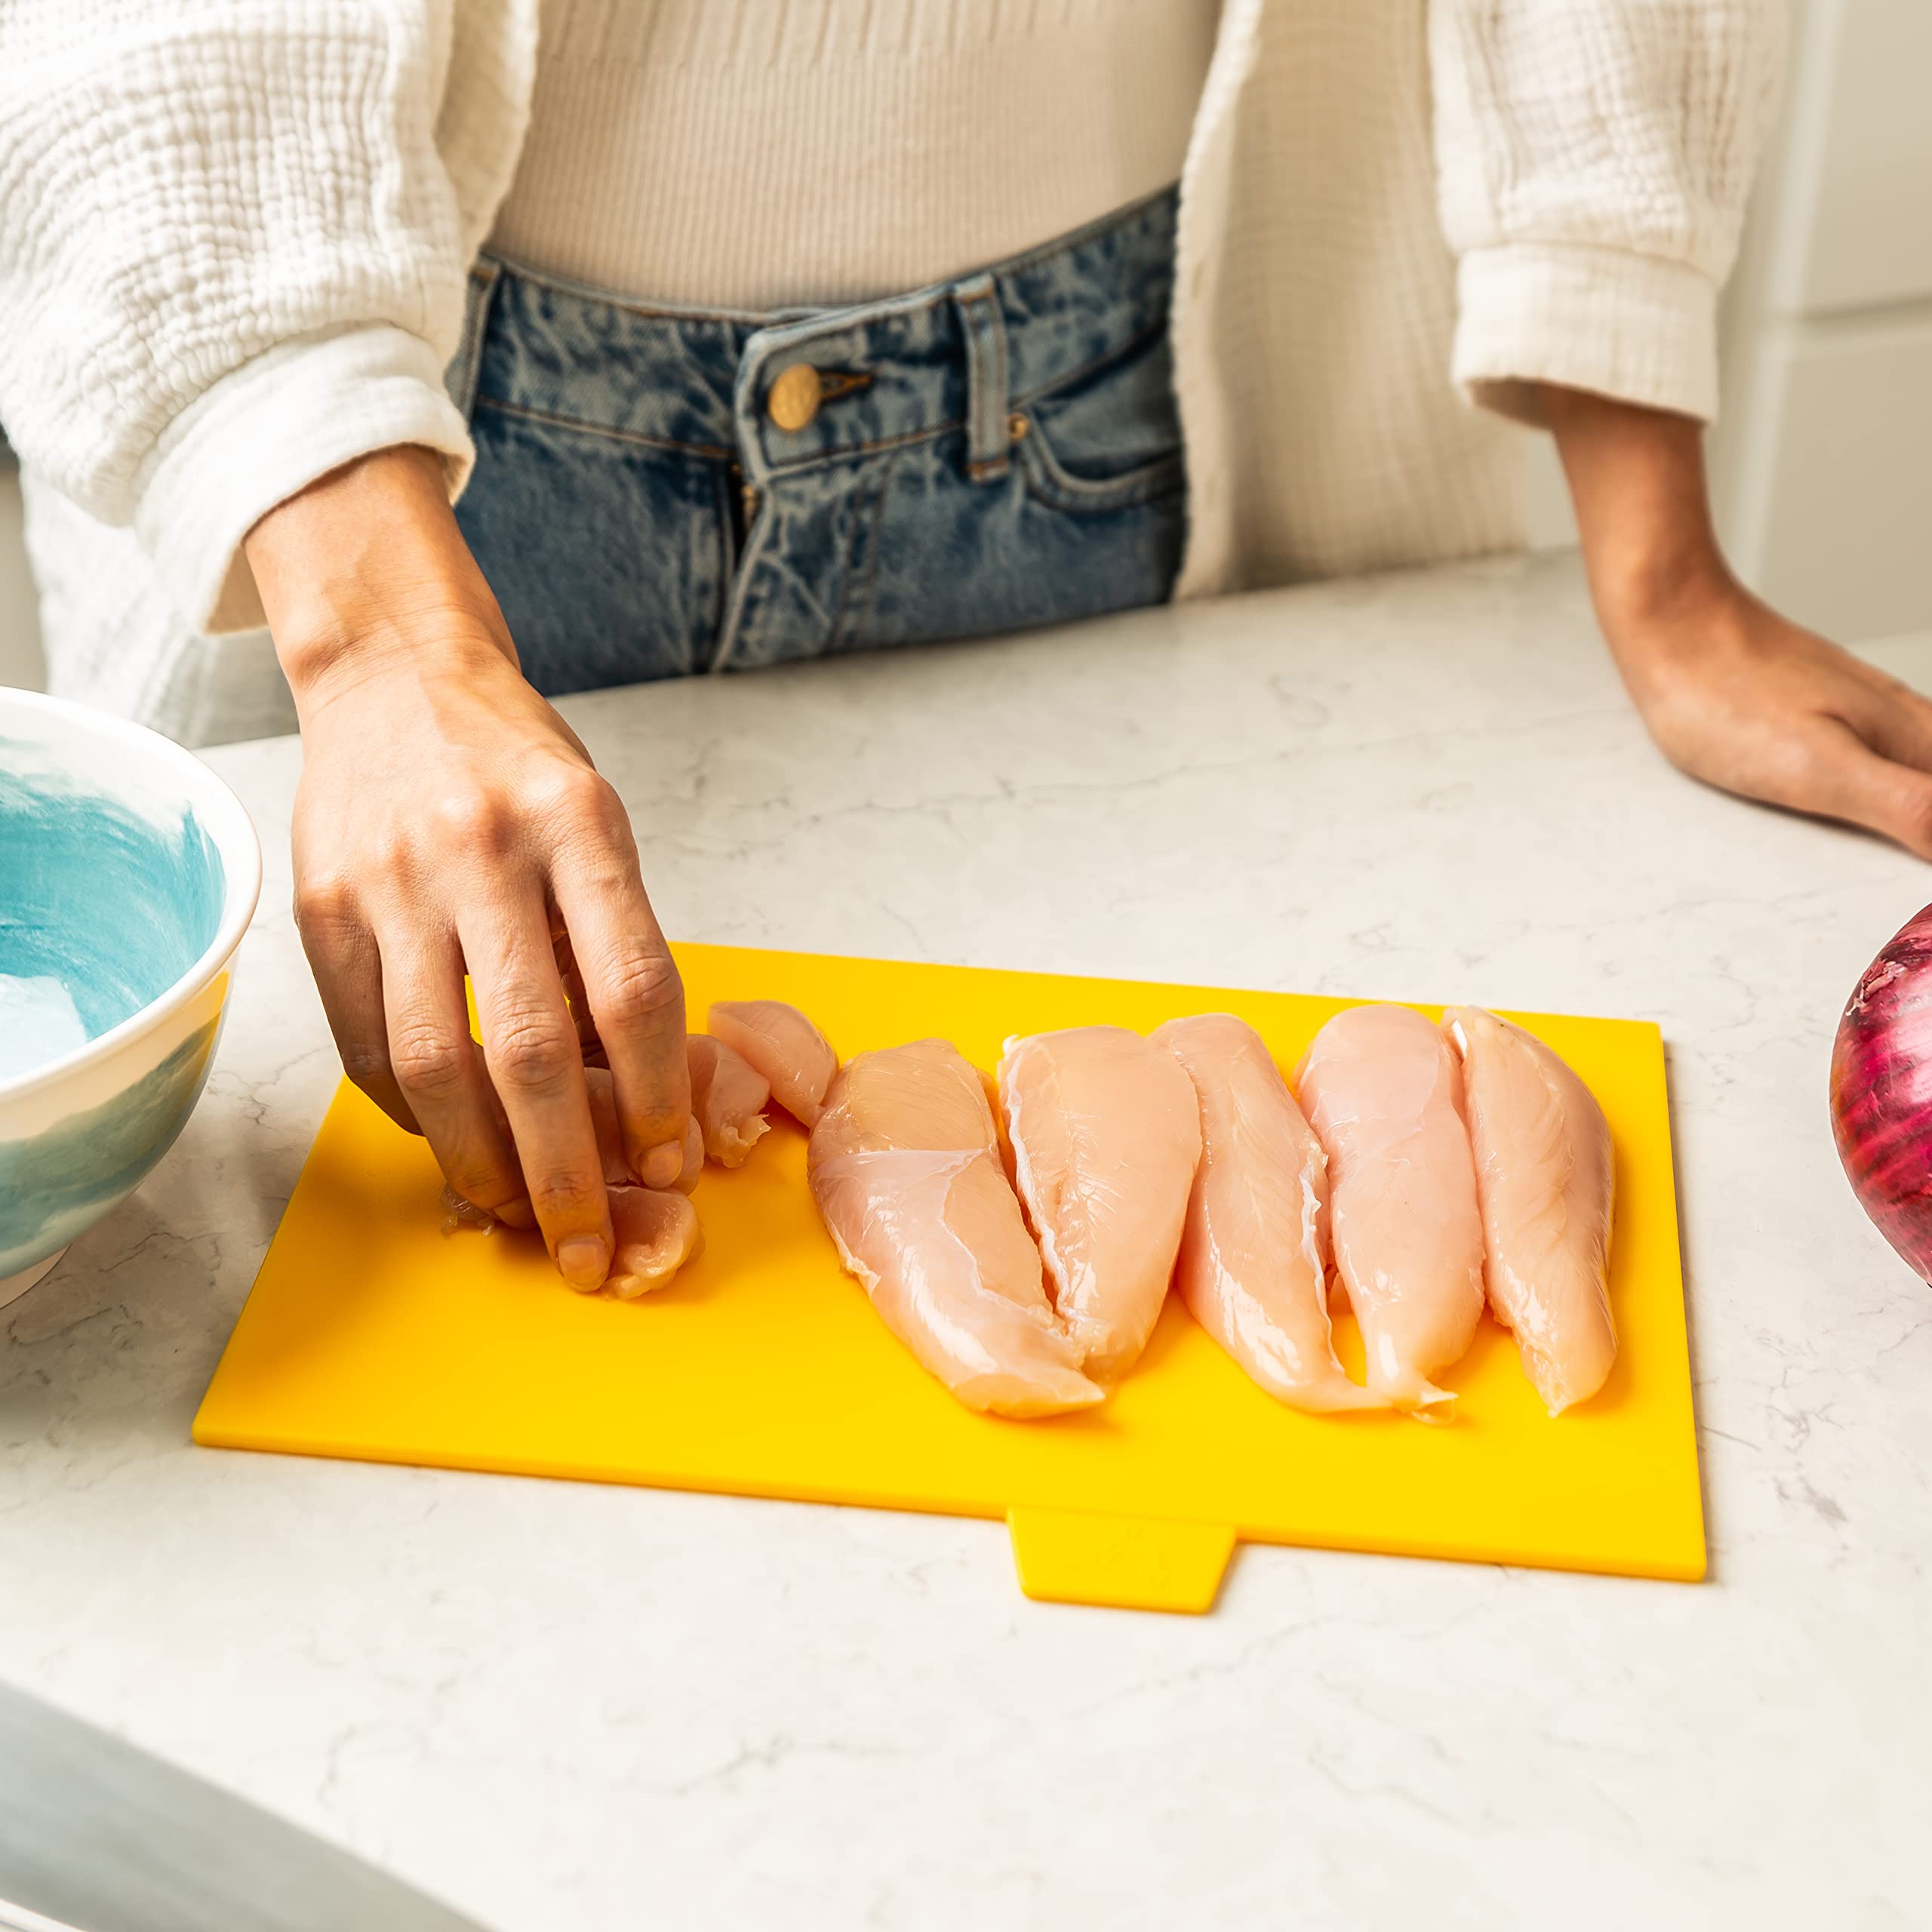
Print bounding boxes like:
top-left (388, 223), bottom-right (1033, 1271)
top-left (1540, 383), bottom-right (1738, 646)
top-left (244, 444), bottom-right (513, 706)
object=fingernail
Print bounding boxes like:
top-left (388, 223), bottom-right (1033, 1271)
top-left (497, 1197), bottom-right (536, 1229)
top-left (557, 1235), bottom-right (610, 1291)
top-left (640, 1140), bottom-right (683, 1189)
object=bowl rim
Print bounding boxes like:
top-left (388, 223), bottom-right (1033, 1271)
top-left (0, 687), bottom-right (263, 1106)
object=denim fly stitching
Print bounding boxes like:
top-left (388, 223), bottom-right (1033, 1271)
top-left (830, 444), bottom-right (903, 651)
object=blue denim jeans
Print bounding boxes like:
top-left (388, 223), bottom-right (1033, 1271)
top-left (445, 189), bottom-right (1186, 694)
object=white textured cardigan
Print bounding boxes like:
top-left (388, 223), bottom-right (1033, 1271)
top-left (0, 0), bottom-right (1784, 743)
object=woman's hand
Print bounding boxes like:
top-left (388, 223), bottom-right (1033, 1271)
top-left (1545, 385), bottom-right (1932, 859)
top-left (245, 447), bottom-right (690, 1290)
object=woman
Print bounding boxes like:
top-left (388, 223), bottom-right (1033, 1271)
top-left (0, 0), bottom-right (1910, 1294)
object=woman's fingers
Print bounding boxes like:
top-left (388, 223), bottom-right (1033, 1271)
top-left (459, 888), bottom-right (614, 1289)
top-left (1641, 620), bottom-right (1932, 863)
top-left (1799, 719), bottom-right (1932, 860)
top-left (549, 785), bottom-right (691, 1188)
top-left (294, 872), bottom-right (419, 1134)
top-left (552, 928), bottom-right (610, 1067)
top-left (297, 869), bottom-right (537, 1229)
top-left (1854, 670), bottom-right (1932, 777)
top-left (377, 921), bottom-right (531, 1226)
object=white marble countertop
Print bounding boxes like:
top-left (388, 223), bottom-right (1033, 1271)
top-left (6, 553), bottom-right (1930, 1930)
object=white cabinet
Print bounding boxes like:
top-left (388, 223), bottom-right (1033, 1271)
top-left (1734, 318), bottom-right (1932, 641)
top-left (1717, 0), bottom-right (1932, 641)
top-left (1774, 0), bottom-right (1932, 312)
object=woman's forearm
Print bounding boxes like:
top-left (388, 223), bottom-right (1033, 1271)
top-left (1540, 385), bottom-right (1734, 643)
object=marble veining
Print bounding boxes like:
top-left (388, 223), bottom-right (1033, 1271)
top-left (3, 554), bottom-right (1930, 1929)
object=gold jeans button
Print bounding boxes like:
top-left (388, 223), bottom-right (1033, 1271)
top-left (767, 362), bottom-right (823, 432)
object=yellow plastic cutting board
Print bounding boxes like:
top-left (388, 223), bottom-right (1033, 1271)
top-left (194, 943), bottom-right (1704, 1613)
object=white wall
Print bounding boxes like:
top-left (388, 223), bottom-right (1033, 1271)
top-left (0, 464), bottom-right (45, 692)
top-left (1520, 429), bottom-right (1580, 554)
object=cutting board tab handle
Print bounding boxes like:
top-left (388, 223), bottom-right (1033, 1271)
top-left (1006, 1506), bottom-right (1236, 1614)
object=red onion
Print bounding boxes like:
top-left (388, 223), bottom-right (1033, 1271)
top-left (1832, 903), bottom-right (1932, 1281)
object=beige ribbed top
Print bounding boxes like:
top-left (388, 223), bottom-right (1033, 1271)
top-left (489, 0), bottom-right (1220, 307)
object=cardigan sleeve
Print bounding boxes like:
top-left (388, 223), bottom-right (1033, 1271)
top-left (1429, 0), bottom-right (1786, 428)
top-left (0, 0), bottom-right (531, 634)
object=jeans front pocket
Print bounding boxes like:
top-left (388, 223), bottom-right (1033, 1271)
top-left (836, 417), bottom-right (1186, 659)
top-left (1015, 322), bottom-right (1186, 515)
top-left (1017, 421), bottom-right (1185, 515)
top-left (815, 318), bottom-right (1189, 659)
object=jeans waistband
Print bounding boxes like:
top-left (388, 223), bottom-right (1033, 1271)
top-left (469, 185), bottom-right (1179, 481)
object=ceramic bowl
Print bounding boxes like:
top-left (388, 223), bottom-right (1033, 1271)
top-left (1, 688), bottom-right (260, 1306)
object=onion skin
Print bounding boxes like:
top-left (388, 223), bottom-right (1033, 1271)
top-left (1832, 904), bottom-right (1932, 1283)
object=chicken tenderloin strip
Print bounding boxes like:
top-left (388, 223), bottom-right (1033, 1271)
top-left (998, 1026), bottom-right (1201, 1385)
top-left (709, 1000), bottom-right (838, 1128)
top-left (1294, 1004), bottom-right (1484, 1413)
top-left (808, 1038), bottom-right (1102, 1417)
top-left (1444, 1007), bottom-right (1617, 1414)
top-left (1155, 1014), bottom-right (1383, 1413)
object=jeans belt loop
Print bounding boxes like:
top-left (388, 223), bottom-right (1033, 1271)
top-left (952, 271), bottom-right (1011, 484)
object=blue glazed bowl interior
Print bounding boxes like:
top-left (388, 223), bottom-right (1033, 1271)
top-left (0, 745), bottom-right (227, 1084)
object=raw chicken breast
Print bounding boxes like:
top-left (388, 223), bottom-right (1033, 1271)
top-left (1294, 1004), bottom-right (1484, 1412)
top-left (709, 1000), bottom-right (838, 1128)
top-left (437, 1169), bottom-right (700, 1299)
top-left (1444, 1008), bottom-right (1617, 1414)
top-left (586, 1066), bottom-right (703, 1192)
top-left (808, 1038), bottom-right (1102, 1417)
top-left (1153, 1014), bottom-right (1384, 1413)
top-left (438, 1183), bottom-right (500, 1237)
top-left (606, 1186), bottom-right (702, 1299)
top-left (998, 1026), bottom-right (1201, 1385)
top-left (586, 1066), bottom-right (703, 1288)
top-left (687, 1033), bottom-right (771, 1167)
